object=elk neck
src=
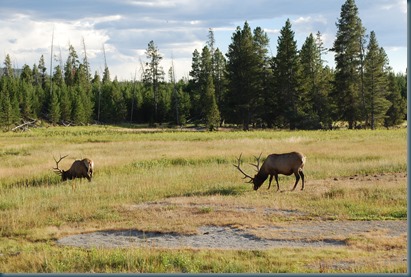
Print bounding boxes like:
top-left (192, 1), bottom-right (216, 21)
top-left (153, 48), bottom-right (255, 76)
top-left (255, 170), bottom-right (268, 183)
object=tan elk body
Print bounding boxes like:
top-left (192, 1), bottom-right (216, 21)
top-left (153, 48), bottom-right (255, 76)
top-left (53, 155), bottom-right (94, 189)
top-left (234, 152), bottom-right (306, 191)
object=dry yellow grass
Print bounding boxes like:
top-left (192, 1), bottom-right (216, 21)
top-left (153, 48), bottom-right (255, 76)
top-left (0, 126), bottom-right (407, 273)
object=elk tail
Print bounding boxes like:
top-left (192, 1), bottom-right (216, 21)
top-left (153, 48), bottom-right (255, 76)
top-left (301, 155), bottom-right (306, 169)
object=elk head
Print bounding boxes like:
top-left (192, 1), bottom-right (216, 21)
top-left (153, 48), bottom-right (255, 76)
top-left (53, 154), bottom-right (70, 181)
top-left (233, 153), bottom-right (265, 190)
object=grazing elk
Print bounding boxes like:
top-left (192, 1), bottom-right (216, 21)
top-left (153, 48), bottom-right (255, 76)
top-left (234, 152), bottom-right (306, 191)
top-left (53, 155), bottom-right (94, 190)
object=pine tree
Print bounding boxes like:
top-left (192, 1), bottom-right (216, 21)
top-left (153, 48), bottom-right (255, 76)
top-left (395, 72), bottom-right (407, 99)
top-left (199, 46), bottom-right (213, 118)
top-left (20, 80), bottom-right (34, 119)
top-left (1, 57), bottom-right (20, 127)
top-left (207, 28), bottom-right (227, 125)
top-left (20, 65), bottom-right (35, 119)
top-left (38, 55), bottom-right (47, 90)
top-left (82, 37), bottom-right (91, 83)
top-left (99, 81), bottom-right (113, 123)
top-left (75, 64), bottom-right (94, 123)
top-left (213, 48), bottom-right (227, 123)
top-left (332, 0), bottom-right (366, 129)
top-left (299, 33), bottom-right (332, 129)
top-left (102, 66), bottom-right (111, 84)
top-left (385, 72), bottom-right (406, 127)
top-left (252, 26), bottom-right (271, 127)
top-left (49, 90), bottom-right (60, 125)
top-left (64, 44), bottom-right (79, 87)
top-left (59, 86), bottom-right (71, 123)
top-left (72, 91), bottom-right (86, 125)
top-left (188, 49), bottom-right (202, 122)
top-left (226, 21), bottom-right (268, 130)
top-left (53, 65), bottom-right (64, 87)
top-left (169, 62), bottom-right (181, 125)
top-left (364, 31), bottom-right (390, 129)
top-left (3, 54), bottom-right (14, 78)
top-left (92, 71), bottom-right (102, 122)
top-left (10, 84), bottom-right (20, 125)
top-left (33, 78), bottom-right (47, 118)
top-left (204, 74), bottom-right (220, 131)
top-left (172, 85), bottom-right (191, 126)
top-left (50, 64), bottom-right (67, 123)
top-left (144, 40), bottom-right (164, 124)
top-left (189, 49), bottom-right (201, 83)
top-left (112, 78), bottom-right (127, 122)
top-left (226, 24), bottom-right (251, 129)
top-left (20, 64), bottom-right (33, 83)
top-left (0, 78), bottom-right (13, 129)
top-left (197, 46), bottom-right (221, 129)
top-left (273, 19), bottom-right (301, 130)
top-left (155, 84), bottom-right (169, 125)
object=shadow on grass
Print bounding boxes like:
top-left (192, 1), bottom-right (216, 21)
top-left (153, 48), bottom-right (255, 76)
top-left (2, 175), bottom-right (60, 188)
top-left (182, 186), bottom-right (247, 197)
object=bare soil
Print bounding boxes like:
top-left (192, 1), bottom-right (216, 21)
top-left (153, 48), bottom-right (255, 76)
top-left (57, 173), bottom-right (407, 250)
top-left (57, 220), bottom-right (406, 250)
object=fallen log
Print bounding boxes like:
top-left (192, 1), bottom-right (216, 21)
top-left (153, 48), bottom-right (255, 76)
top-left (12, 120), bottom-right (37, 132)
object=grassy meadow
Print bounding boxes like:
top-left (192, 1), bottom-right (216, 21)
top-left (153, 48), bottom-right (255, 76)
top-left (0, 126), bottom-right (407, 273)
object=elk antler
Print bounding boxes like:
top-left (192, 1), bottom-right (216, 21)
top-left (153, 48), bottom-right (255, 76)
top-left (53, 154), bottom-right (68, 175)
top-left (233, 153), bottom-right (254, 183)
top-left (250, 152), bottom-right (262, 172)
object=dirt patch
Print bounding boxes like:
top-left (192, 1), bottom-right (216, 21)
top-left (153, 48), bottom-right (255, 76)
top-left (57, 220), bottom-right (406, 250)
top-left (129, 198), bottom-right (308, 218)
top-left (57, 173), bottom-right (407, 250)
top-left (57, 225), bottom-right (340, 249)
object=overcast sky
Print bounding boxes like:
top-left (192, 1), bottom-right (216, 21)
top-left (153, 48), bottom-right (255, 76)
top-left (0, 0), bottom-right (407, 81)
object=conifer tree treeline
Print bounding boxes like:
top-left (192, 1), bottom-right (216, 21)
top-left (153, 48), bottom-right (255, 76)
top-left (0, 0), bottom-right (406, 130)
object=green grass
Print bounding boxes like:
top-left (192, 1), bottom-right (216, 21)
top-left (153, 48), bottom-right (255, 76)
top-left (0, 126), bottom-right (407, 273)
top-left (0, 240), bottom-right (405, 273)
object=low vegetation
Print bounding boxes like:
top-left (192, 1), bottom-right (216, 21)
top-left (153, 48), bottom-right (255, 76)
top-left (0, 126), bottom-right (407, 273)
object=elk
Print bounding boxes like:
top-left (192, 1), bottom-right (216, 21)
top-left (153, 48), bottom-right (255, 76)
top-left (234, 152), bottom-right (306, 191)
top-left (53, 155), bottom-right (94, 190)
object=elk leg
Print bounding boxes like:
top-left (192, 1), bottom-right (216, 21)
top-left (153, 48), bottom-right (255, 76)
top-left (268, 175), bottom-right (273, 190)
top-left (274, 174), bottom-right (280, 191)
top-left (300, 171), bottom-right (305, 190)
top-left (73, 179), bottom-right (79, 191)
top-left (291, 173), bottom-right (300, 191)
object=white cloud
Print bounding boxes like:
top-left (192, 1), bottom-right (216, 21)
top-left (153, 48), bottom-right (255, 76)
top-left (264, 28), bottom-right (280, 35)
top-left (128, 0), bottom-right (180, 8)
top-left (293, 15), bottom-right (327, 25)
top-left (379, 0), bottom-right (406, 13)
top-left (0, 0), bottom-right (406, 80)
top-left (0, 13), bottom-right (114, 67)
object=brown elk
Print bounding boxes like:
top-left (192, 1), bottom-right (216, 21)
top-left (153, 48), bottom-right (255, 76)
top-left (234, 152), bottom-right (306, 191)
top-left (53, 155), bottom-right (94, 190)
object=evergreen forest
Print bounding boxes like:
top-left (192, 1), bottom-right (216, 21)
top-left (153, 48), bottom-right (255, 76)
top-left (0, 0), bottom-right (407, 131)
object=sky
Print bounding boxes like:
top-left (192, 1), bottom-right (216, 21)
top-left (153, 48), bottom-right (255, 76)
top-left (0, 0), bottom-right (407, 81)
